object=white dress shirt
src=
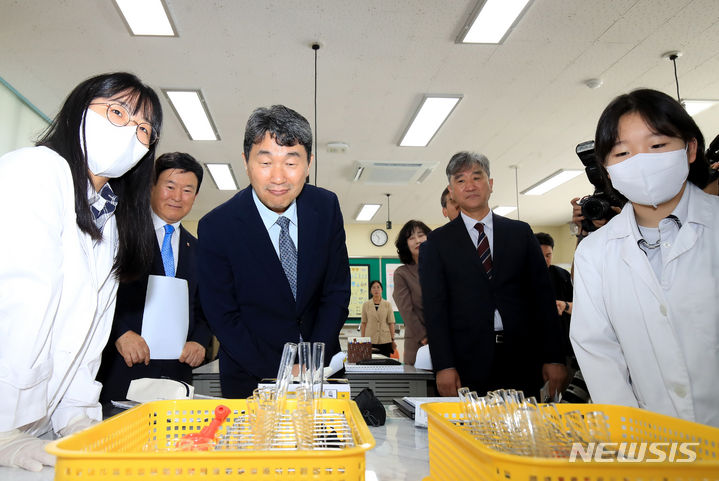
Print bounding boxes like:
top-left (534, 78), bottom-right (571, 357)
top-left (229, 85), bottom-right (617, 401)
top-left (252, 189), bottom-right (298, 257)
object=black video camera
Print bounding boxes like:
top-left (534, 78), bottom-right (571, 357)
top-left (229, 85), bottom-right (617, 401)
top-left (575, 141), bottom-right (623, 233)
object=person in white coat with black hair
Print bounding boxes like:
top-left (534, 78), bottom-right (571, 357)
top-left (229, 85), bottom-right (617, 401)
top-left (570, 88), bottom-right (719, 428)
top-left (0, 72), bottom-right (162, 470)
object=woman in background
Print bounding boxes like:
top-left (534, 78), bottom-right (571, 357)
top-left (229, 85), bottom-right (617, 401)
top-left (360, 280), bottom-right (395, 357)
top-left (393, 220), bottom-right (432, 365)
top-left (0, 72), bottom-right (162, 470)
top-left (570, 88), bottom-right (719, 427)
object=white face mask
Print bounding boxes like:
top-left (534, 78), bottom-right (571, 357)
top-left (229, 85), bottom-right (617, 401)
top-left (606, 147), bottom-right (689, 208)
top-left (81, 108), bottom-right (149, 178)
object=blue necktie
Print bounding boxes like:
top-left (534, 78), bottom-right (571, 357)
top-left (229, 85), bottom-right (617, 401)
top-left (277, 216), bottom-right (297, 299)
top-left (161, 224), bottom-right (175, 277)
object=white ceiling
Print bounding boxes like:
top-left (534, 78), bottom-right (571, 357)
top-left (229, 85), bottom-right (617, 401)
top-left (2, 0), bottom-right (719, 226)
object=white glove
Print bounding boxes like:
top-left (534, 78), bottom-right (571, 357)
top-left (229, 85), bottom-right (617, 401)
top-left (0, 429), bottom-right (55, 472)
top-left (58, 414), bottom-right (98, 437)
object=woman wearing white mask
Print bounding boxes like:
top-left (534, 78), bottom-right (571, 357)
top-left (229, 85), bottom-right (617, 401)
top-left (570, 88), bottom-right (719, 427)
top-left (0, 72), bottom-right (162, 470)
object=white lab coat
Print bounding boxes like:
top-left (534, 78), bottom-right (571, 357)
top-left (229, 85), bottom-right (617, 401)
top-left (571, 183), bottom-right (719, 427)
top-left (0, 146), bottom-right (118, 435)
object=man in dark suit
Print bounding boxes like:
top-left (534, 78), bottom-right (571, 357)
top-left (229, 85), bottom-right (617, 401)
top-left (98, 152), bottom-right (211, 402)
top-left (420, 151), bottom-right (567, 398)
top-left (441, 186), bottom-right (459, 220)
top-left (535, 232), bottom-right (574, 363)
top-left (197, 105), bottom-right (351, 399)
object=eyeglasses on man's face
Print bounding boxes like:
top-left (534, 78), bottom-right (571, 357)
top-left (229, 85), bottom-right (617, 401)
top-left (89, 102), bottom-right (158, 146)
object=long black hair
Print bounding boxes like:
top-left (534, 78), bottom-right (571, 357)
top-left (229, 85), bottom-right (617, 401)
top-left (595, 88), bottom-right (708, 189)
top-left (37, 72), bottom-right (163, 281)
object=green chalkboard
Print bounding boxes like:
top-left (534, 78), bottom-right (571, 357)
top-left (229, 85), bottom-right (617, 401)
top-left (348, 257), bottom-right (405, 324)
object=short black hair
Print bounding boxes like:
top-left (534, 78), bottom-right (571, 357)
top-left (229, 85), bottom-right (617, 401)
top-left (395, 220), bottom-right (432, 265)
top-left (440, 187), bottom-right (450, 208)
top-left (595, 88), bottom-right (708, 188)
top-left (534, 232), bottom-right (554, 248)
top-left (243, 105), bottom-right (312, 162)
top-left (154, 152), bottom-right (204, 194)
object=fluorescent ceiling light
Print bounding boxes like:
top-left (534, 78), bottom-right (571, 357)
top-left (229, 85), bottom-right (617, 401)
top-left (114, 0), bottom-right (176, 36)
top-left (355, 204), bottom-right (381, 221)
top-left (353, 166), bottom-right (365, 182)
top-left (681, 99), bottom-right (719, 116)
top-left (205, 163), bottom-right (237, 190)
top-left (492, 206), bottom-right (517, 216)
top-left (399, 95), bottom-right (462, 147)
top-left (458, 0), bottom-right (532, 44)
top-left (521, 169), bottom-right (583, 196)
top-left (164, 90), bottom-right (219, 141)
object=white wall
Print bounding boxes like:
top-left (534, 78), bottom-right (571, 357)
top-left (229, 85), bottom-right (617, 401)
top-left (0, 78), bottom-right (49, 156)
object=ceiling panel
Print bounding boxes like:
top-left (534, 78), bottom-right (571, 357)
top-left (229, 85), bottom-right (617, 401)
top-left (1, 0), bottom-right (718, 227)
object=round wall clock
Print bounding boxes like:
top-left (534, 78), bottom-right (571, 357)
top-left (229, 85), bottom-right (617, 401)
top-left (370, 228), bottom-right (388, 247)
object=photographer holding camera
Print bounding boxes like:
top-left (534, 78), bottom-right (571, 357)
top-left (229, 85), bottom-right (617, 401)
top-left (702, 133), bottom-right (719, 195)
top-left (569, 88), bottom-right (719, 428)
top-left (570, 140), bottom-right (625, 240)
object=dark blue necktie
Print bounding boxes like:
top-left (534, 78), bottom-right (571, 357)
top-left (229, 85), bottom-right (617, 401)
top-left (277, 216), bottom-right (297, 299)
top-left (161, 224), bottom-right (175, 277)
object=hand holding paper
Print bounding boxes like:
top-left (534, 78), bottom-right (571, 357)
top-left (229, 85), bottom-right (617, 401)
top-left (115, 330), bottom-right (150, 367)
top-left (141, 275), bottom-right (189, 359)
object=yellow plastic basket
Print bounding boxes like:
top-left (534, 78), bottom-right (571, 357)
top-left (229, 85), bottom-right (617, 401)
top-left (46, 398), bottom-right (375, 480)
top-left (422, 402), bottom-right (719, 481)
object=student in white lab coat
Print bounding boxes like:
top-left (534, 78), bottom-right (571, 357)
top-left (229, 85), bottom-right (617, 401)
top-left (570, 88), bottom-right (719, 427)
top-left (0, 72), bottom-right (163, 470)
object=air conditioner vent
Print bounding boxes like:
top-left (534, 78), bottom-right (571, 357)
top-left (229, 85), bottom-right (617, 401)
top-left (352, 161), bottom-right (438, 185)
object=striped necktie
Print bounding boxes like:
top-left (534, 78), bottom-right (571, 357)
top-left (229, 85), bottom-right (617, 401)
top-left (474, 222), bottom-right (493, 279)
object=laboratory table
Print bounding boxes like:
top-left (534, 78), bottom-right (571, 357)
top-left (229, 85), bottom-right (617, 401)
top-left (192, 360), bottom-right (437, 404)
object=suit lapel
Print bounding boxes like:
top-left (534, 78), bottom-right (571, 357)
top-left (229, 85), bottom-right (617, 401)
top-left (490, 213), bottom-right (507, 276)
top-left (150, 233), bottom-right (164, 276)
top-left (235, 188), bottom-right (296, 304)
top-left (448, 216), bottom-right (487, 277)
top-left (296, 187), bottom-right (318, 312)
top-left (175, 226), bottom-right (192, 279)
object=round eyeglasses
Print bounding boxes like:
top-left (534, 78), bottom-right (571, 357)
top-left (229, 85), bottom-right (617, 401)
top-left (89, 102), bottom-right (158, 146)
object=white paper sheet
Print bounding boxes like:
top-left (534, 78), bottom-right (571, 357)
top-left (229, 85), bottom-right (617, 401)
top-left (140, 275), bottom-right (189, 359)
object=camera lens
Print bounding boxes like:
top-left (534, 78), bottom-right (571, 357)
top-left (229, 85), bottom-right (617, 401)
top-left (560, 370), bottom-right (591, 404)
top-left (580, 197), bottom-right (609, 220)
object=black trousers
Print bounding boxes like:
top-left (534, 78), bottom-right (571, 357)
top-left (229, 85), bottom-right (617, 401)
top-left (219, 353), bottom-right (262, 399)
top-left (461, 341), bottom-right (543, 399)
